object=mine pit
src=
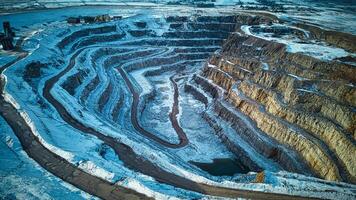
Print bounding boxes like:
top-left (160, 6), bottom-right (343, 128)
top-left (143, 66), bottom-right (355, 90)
top-left (0, 3), bottom-right (355, 200)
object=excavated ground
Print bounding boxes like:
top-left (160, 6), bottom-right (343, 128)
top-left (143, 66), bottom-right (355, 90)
top-left (1, 7), bottom-right (356, 199)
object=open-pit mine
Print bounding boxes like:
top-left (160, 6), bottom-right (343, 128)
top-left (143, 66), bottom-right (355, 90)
top-left (0, 1), bottom-right (355, 199)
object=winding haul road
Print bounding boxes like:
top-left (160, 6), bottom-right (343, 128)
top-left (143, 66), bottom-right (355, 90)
top-left (117, 66), bottom-right (189, 148)
top-left (39, 46), bottom-right (316, 199)
top-left (0, 38), bottom-right (149, 199)
top-left (0, 25), bottom-right (318, 200)
top-left (0, 98), bottom-right (150, 200)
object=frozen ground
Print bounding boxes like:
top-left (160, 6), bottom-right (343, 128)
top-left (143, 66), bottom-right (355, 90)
top-left (0, 1), bottom-right (355, 200)
top-left (241, 24), bottom-right (355, 61)
top-left (0, 116), bottom-right (94, 200)
top-left (1, 0), bottom-right (356, 34)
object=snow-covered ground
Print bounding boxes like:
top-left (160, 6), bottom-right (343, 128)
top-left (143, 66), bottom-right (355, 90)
top-left (0, 116), bottom-right (94, 200)
top-left (177, 82), bottom-right (235, 163)
top-left (276, 0), bottom-right (356, 34)
top-left (2, 0), bottom-right (355, 34)
top-left (241, 24), bottom-right (355, 61)
top-left (0, 2), bottom-right (355, 199)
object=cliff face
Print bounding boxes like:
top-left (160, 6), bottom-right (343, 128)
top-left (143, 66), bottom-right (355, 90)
top-left (197, 14), bottom-right (356, 184)
top-left (296, 23), bottom-right (356, 52)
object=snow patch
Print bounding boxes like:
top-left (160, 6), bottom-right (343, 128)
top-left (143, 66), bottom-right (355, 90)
top-left (5, 136), bottom-right (14, 148)
top-left (78, 160), bottom-right (115, 181)
top-left (119, 178), bottom-right (180, 200)
top-left (241, 25), bottom-right (352, 61)
top-left (18, 110), bottom-right (75, 161)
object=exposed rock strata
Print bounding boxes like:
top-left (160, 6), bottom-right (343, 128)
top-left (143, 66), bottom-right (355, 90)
top-left (18, 12), bottom-right (356, 185)
top-left (296, 23), bottom-right (356, 52)
top-left (199, 15), bottom-right (356, 184)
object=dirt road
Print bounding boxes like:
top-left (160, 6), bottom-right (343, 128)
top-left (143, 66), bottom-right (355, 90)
top-left (40, 47), bottom-right (318, 200)
top-left (117, 67), bottom-right (188, 148)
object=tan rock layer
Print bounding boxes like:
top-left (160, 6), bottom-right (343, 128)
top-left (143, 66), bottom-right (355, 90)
top-left (296, 23), bottom-right (356, 52)
top-left (226, 89), bottom-right (341, 181)
top-left (283, 90), bottom-right (356, 134)
top-left (199, 15), bottom-right (356, 183)
top-left (247, 71), bottom-right (356, 135)
top-left (202, 66), bottom-right (235, 91)
top-left (213, 101), bottom-right (312, 175)
top-left (238, 81), bottom-right (356, 179)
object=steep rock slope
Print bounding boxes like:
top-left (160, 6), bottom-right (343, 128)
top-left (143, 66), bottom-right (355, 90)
top-left (197, 15), bottom-right (356, 183)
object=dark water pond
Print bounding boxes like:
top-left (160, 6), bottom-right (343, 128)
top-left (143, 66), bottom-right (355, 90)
top-left (190, 158), bottom-right (249, 176)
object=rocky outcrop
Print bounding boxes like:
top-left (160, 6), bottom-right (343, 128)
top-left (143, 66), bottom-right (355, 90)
top-left (52, 11), bottom-right (355, 185)
top-left (199, 15), bottom-right (356, 184)
top-left (296, 23), bottom-right (356, 52)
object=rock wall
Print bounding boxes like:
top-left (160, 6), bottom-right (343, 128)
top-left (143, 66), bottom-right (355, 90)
top-left (199, 15), bottom-right (356, 184)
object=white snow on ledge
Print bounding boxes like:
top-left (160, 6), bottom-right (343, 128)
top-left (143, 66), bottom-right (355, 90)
top-left (2, 90), bottom-right (75, 162)
top-left (1, 6), bottom-right (355, 199)
top-left (21, 111), bottom-right (76, 162)
top-left (117, 178), bottom-right (181, 200)
top-left (78, 160), bottom-right (115, 181)
top-left (240, 25), bottom-right (352, 61)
